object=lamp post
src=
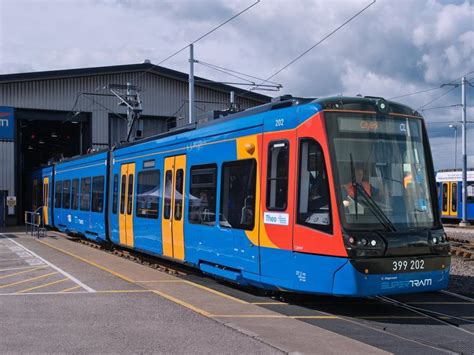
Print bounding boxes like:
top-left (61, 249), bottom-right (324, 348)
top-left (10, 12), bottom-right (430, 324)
top-left (448, 124), bottom-right (458, 170)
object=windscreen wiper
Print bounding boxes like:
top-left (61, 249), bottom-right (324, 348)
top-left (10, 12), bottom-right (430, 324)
top-left (354, 182), bottom-right (397, 232)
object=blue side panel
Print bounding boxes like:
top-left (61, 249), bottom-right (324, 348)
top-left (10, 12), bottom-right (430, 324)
top-left (53, 152), bottom-right (108, 242)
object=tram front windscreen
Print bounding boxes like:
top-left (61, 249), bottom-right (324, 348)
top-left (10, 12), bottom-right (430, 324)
top-left (325, 112), bottom-right (436, 232)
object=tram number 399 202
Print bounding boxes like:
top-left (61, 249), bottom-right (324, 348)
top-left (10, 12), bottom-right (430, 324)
top-left (392, 259), bottom-right (425, 271)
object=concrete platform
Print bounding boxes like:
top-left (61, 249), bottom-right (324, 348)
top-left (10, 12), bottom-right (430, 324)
top-left (0, 232), bottom-right (385, 354)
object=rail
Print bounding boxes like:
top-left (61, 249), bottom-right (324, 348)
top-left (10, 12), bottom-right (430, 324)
top-left (24, 207), bottom-right (45, 238)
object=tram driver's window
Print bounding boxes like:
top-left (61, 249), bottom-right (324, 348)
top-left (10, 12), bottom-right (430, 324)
top-left (297, 139), bottom-right (332, 233)
top-left (220, 159), bottom-right (256, 230)
top-left (266, 141), bottom-right (289, 210)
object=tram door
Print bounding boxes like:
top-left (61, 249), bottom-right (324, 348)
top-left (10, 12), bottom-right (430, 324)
top-left (162, 155), bottom-right (186, 260)
top-left (43, 177), bottom-right (50, 225)
top-left (119, 163), bottom-right (136, 247)
top-left (441, 182), bottom-right (458, 217)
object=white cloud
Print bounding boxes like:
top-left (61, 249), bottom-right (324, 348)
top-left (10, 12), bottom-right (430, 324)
top-left (0, 0), bottom-right (473, 168)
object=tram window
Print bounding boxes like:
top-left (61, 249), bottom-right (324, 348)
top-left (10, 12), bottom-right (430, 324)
top-left (62, 180), bottom-right (71, 209)
top-left (468, 183), bottom-right (474, 203)
top-left (80, 177), bottom-right (91, 211)
top-left (266, 141), bottom-right (289, 211)
top-left (54, 181), bottom-right (62, 208)
top-left (92, 176), bottom-right (105, 213)
top-left (297, 139), bottom-right (332, 233)
top-left (451, 184), bottom-right (457, 212)
top-left (136, 170), bottom-right (160, 219)
top-left (120, 175), bottom-right (126, 214)
top-left (174, 169), bottom-right (184, 221)
top-left (112, 174), bottom-right (118, 214)
top-left (163, 170), bottom-right (172, 219)
top-left (220, 159), bottom-right (257, 230)
top-left (442, 184), bottom-right (448, 211)
top-left (127, 174), bottom-right (134, 215)
top-left (71, 179), bottom-right (79, 210)
top-left (189, 164), bottom-right (217, 225)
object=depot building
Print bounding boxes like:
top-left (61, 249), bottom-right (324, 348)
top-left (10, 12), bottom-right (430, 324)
top-left (0, 62), bottom-right (270, 226)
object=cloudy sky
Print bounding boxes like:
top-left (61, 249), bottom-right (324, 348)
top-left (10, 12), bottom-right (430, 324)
top-left (0, 0), bottom-right (472, 170)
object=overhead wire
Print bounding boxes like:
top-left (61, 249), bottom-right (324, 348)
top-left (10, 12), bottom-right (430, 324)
top-left (234, 0), bottom-right (376, 101)
top-left (132, 0), bottom-right (260, 84)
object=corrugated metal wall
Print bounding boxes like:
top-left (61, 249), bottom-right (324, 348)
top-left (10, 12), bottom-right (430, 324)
top-left (0, 141), bottom-right (15, 195)
top-left (0, 72), bottom-right (263, 149)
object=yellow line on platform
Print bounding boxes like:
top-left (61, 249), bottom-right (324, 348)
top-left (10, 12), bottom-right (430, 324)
top-left (37, 240), bottom-right (135, 283)
top-left (212, 314), bottom-right (287, 318)
top-left (183, 280), bottom-right (248, 304)
top-left (59, 285), bottom-right (81, 293)
top-left (0, 266), bottom-right (47, 280)
top-left (0, 272), bottom-right (58, 289)
top-left (151, 290), bottom-right (212, 317)
top-left (135, 280), bottom-right (185, 283)
top-left (17, 278), bottom-right (68, 293)
top-left (97, 290), bottom-right (152, 293)
top-left (38, 239), bottom-right (216, 317)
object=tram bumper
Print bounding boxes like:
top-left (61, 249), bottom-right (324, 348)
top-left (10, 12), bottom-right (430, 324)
top-left (332, 256), bottom-right (451, 296)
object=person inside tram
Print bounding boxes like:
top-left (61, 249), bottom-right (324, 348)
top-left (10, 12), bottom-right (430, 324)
top-left (342, 165), bottom-right (379, 209)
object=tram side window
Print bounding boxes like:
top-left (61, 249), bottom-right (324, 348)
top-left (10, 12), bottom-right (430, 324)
top-left (189, 164), bottom-right (217, 225)
top-left (220, 159), bottom-right (257, 230)
top-left (80, 177), bottom-right (91, 211)
top-left (55, 181), bottom-right (62, 208)
top-left (266, 141), bottom-right (289, 211)
top-left (71, 179), bottom-right (79, 210)
top-left (120, 175), bottom-right (126, 214)
top-left (62, 180), bottom-right (71, 209)
top-left (468, 183), bottom-right (474, 203)
top-left (163, 171), bottom-right (172, 219)
top-left (136, 170), bottom-right (160, 219)
top-left (297, 139), bottom-right (332, 233)
top-left (127, 174), bottom-right (134, 215)
top-left (112, 174), bottom-right (118, 214)
top-left (91, 176), bottom-right (104, 213)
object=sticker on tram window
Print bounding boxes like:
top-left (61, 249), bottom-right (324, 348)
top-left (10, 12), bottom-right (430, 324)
top-left (264, 212), bottom-right (289, 226)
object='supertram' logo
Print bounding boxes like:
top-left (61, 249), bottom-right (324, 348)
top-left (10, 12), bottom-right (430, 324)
top-left (408, 278), bottom-right (432, 287)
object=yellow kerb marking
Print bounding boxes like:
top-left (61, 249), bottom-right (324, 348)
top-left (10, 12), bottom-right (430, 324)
top-left (17, 278), bottom-right (68, 293)
top-left (97, 290), bottom-right (152, 293)
top-left (0, 272), bottom-right (58, 289)
top-left (59, 285), bottom-right (81, 293)
top-left (183, 281), bottom-right (248, 304)
top-left (135, 280), bottom-right (186, 283)
top-left (37, 240), bottom-right (135, 283)
top-left (152, 290), bottom-right (212, 317)
top-left (0, 266), bottom-right (47, 280)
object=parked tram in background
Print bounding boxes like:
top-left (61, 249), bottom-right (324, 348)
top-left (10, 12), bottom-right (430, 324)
top-left (436, 170), bottom-right (474, 223)
top-left (31, 95), bottom-right (451, 296)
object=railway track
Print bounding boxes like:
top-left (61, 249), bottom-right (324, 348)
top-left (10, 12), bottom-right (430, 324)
top-left (449, 239), bottom-right (474, 260)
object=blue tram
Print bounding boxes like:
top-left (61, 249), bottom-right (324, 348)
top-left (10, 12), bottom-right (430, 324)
top-left (436, 170), bottom-right (474, 222)
top-left (31, 95), bottom-right (451, 296)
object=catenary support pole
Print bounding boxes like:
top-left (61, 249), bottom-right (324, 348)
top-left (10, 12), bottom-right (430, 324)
top-left (189, 44), bottom-right (195, 125)
top-left (460, 76), bottom-right (469, 226)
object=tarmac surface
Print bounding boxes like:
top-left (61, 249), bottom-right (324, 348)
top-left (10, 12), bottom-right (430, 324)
top-left (0, 231), bottom-right (384, 354)
top-left (1, 229), bottom-right (473, 354)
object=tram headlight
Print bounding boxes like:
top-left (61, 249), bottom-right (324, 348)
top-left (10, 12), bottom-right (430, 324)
top-left (343, 233), bottom-right (386, 258)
